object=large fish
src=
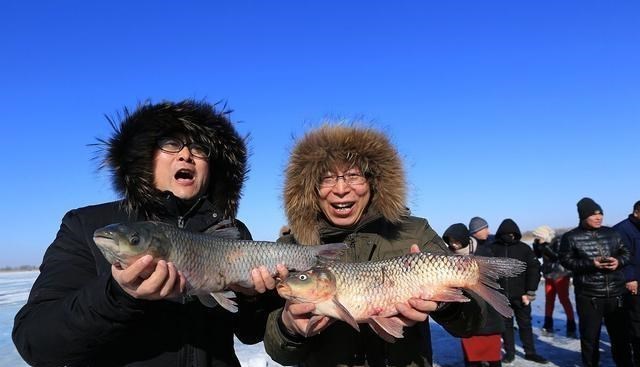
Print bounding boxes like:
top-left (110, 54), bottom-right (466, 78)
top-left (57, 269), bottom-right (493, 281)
top-left (276, 253), bottom-right (526, 341)
top-left (93, 221), bottom-right (346, 312)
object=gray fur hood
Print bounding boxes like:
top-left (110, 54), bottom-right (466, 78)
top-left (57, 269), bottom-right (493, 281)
top-left (98, 99), bottom-right (248, 219)
top-left (284, 124), bottom-right (408, 245)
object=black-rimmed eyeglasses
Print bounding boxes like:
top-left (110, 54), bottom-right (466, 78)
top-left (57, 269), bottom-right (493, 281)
top-left (157, 137), bottom-right (211, 159)
top-left (319, 173), bottom-right (367, 188)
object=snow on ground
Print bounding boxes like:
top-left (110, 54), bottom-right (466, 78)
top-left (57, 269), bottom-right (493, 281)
top-left (1, 271), bottom-right (618, 366)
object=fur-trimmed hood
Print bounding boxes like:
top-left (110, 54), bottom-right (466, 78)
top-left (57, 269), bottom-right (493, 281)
top-left (284, 124), bottom-right (408, 245)
top-left (98, 99), bottom-right (248, 219)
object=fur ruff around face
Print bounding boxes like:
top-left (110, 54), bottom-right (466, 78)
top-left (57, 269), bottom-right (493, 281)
top-left (97, 99), bottom-right (248, 219)
top-left (284, 124), bottom-right (408, 245)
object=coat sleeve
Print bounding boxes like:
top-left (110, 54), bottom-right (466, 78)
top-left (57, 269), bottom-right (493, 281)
top-left (524, 246), bottom-right (542, 293)
top-left (559, 232), bottom-right (596, 273)
top-left (614, 222), bottom-right (637, 282)
top-left (12, 210), bottom-right (149, 367)
top-left (263, 307), bottom-right (312, 365)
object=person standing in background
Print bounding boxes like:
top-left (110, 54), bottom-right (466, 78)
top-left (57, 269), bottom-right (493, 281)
top-left (532, 225), bottom-right (576, 338)
top-left (491, 218), bottom-right (547, 364)
top-left (614, 200), bottom-right (640, 366)
top-left (469, 216), bottom-right (493, 247)
top-left (560, 197), bottom-right (632, 367)
top-left (443, 223), bottom-right (504, 367)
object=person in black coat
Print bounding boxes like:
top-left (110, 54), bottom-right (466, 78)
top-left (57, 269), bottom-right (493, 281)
top-left (443, 223), bottom-right (504, 367)
top-left (491, 218), bottom-right (547, 364)
top-left (12, 100), bottom-right (283, 367)
top-left (560, 197), bottom-right (632, 367)
top-left (614, 200), bottom-right (640, 366)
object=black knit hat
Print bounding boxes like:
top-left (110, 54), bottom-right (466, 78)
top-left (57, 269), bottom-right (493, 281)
top-left (577, 197), bottom-right (603, 220)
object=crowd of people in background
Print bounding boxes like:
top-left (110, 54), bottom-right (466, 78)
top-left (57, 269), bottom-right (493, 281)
top-left (444, 198), bottom-right (640, 366)
top-left (11, 99), bottom-right (639, 367)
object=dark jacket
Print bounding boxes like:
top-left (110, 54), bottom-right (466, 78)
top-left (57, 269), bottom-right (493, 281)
top-left (614, 215), bottom-right (640, 282)
top-left (12, 100), bottom-right (275, 367)
top-left (13, 199), bottom-right (279, 367)
top-left (559, 224), bottom-right (630, 298)
top-left (490, 219), bottom-right (541, 303)
top-left (264, 214), bottom-right (487, 367)
top-left (533, 237), bottom-right (571, 279)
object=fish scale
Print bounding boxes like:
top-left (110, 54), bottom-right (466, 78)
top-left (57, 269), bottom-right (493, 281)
top-left (278, 252), bottom-right (526, 341)
top-left (93, 221), bottom-right (347, 312)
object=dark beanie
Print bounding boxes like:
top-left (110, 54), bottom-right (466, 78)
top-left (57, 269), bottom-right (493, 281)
top-left (469, 216), bottom-right (488, 234)
top-left (577, 197), bottom-right (603, 220)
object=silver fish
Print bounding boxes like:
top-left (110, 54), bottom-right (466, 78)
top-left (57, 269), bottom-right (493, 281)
top-left (277, 253), bottom-right (525, 341)
top-left (93, 221), bottom-right (346, 312)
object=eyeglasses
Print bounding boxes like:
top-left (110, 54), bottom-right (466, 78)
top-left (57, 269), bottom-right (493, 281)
top-left (157, 137), bottom-right (211, 159)
top-left (319, 173), bottom-right (367, 188)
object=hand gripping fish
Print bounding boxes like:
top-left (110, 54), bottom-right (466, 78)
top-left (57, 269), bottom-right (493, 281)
top-left (276, 253), bottom-right (526, 342)
top-left (93, 221), bottom-right (347, 312)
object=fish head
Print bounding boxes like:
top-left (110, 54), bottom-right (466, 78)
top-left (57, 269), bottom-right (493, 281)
top-left (277, 267), bottom-right (337, 304)
top-left (93, 222), bottom-right (169, 267)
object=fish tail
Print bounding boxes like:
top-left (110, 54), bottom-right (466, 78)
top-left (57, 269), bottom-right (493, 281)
top-left (468, 256), bottom-right (527, 318)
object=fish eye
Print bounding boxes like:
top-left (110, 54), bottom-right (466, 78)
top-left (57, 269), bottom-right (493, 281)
top-left (298, 274), bottom-right (308, 281)
top-left (129, 233), bottom-right (140, 246)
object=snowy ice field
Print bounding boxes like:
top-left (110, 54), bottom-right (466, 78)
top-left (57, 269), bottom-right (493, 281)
top-left (1, 271), bottom-right (617, 367)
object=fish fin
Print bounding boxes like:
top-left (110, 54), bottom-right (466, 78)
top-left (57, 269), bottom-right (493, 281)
top-left (331, 297), bottom-right (360, 332)
top-left (469, 256), bottom-right (526, 318)
top-left (304, 315), bottom-right (326, 337)
top-left (196, 295), bottom-right (219, 308)
top-left (468, 283), bottom-right (513, 318)
top-left (210, 291), bottom-right (238, 313)
top-left (369, 316), bottom-right (405, 342)
top-left (424, 287), bottom-right (470, 303)
top-left (206, 219), bottom-right (242, 239)
top-left (314, 242), bottom-right (349, 262)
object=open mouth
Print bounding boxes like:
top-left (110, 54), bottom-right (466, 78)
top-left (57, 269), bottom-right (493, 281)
top-left (175, 168), bottom-right (195, 181)
top-left (331, 202), bottom-right (354, 212)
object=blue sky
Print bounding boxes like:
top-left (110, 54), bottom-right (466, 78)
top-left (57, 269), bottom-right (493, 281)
top-left (2, 1), bottom-right (638, 267)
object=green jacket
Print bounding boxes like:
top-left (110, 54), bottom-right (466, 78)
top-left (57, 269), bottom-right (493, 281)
top-left (264, 214), bottom-right (487, 367)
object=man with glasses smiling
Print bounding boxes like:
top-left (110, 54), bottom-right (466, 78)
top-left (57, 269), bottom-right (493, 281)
top-left (265, 124), bottom-right (488, 367)
top-left (13, 99), bottom-right (282, 367)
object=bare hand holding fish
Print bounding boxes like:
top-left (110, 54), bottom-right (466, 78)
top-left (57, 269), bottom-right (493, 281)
top-left (94, 221), bottom-right (346, 311)
top-left (277, 252), bottom-right (525, 342)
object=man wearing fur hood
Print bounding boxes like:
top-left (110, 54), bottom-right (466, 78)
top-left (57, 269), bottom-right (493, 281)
top-left (264, 124), bottom-right (487, 367)
top-left (13, 100), bottom-right (281, 367)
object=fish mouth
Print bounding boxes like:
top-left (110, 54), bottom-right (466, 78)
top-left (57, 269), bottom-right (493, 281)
top-left (93, 234), bottom-right (122, 265)
top-left (276, 283), bottom-right (292, 298)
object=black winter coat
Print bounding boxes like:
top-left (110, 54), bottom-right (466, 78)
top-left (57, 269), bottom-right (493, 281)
top-left (490, 219), bottom-right (541, 303)
top-left (559, 225), bottom-right (630, 298)
top-left (533, 237), bottom-right (571, 279)
top-left (12, 199), bottom-right (280, 367)
top-left (471, 243), bottom-right (506, 335)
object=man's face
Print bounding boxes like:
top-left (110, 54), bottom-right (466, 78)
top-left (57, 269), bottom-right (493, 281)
top-left (472, 227), bottom-right (490, 241)
top-left (584, 213), bottom-right (603, 229)
top-left (153, 141), bottom-right (209, 200)
top-left (634, 209), bottom-right (640, 220)
top-left (317, 165), bottom-right (371, 228)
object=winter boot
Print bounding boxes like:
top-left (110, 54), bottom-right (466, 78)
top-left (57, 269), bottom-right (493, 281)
top-left (566, 319), bottom-right (577, 338)
top-left (541, 316), bottom-right (553, 336)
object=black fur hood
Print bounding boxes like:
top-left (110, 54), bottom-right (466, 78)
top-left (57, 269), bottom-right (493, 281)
top-left (284, 124), bottom-right (408, 245)
top-left (98, 99), bottom-right (248, 219)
